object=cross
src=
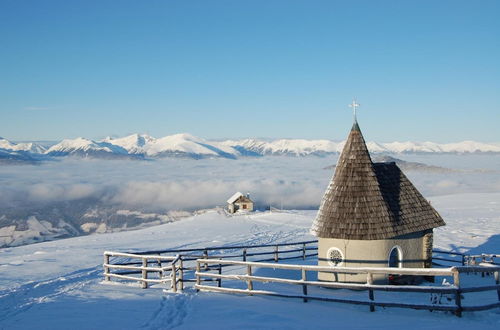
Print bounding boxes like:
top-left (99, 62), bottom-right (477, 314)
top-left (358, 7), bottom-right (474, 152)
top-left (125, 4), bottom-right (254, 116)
top-left (348, 99), bottom-right (360, 122)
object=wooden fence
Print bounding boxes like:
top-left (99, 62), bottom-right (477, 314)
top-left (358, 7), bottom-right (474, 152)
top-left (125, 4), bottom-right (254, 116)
top-left (103, 251), bottom-right (183, 291)
top-left (466, 254), bottom-right (499, 266)
top-left (195, 259), bottom-right (500, 317)
top-left (102, 241), bottom-right (500, 316)
top-left (431, 249), bottom-right (466, 266)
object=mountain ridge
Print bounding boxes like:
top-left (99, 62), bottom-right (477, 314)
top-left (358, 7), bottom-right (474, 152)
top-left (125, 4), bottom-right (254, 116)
top-left (1, 134), bottom-right (500, 161)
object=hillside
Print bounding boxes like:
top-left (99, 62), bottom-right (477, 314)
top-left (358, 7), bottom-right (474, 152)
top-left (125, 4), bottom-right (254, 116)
top-left (0, 192), bottom-right (499, 329)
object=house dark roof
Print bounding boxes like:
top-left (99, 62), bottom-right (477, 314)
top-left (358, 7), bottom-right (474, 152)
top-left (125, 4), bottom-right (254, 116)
top-left (311, 122), bottom-right (445, 240)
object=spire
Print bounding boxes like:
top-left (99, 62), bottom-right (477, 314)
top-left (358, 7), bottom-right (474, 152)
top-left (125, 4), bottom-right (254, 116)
top-left (310, 104), bottom-right (445, 240)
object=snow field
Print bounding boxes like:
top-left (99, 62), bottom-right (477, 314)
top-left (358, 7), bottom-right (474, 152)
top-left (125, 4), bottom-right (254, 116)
top-left (1, 193), bottom-right (500, 329)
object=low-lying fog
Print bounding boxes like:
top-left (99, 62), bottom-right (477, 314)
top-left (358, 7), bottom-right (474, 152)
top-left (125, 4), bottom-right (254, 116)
top-left (0, 154), bottom-right (499, 247)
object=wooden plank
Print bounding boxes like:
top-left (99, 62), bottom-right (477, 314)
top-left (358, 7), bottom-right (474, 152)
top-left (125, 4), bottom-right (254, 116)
top-left (460, 284), bottom-right (500, 293)
top-left (195, 272), bottom-right (457, 293)
top-left (194, 285), bottom-right (457, 312)
top-left (198, 258), bottom-right (455, 276)
top-left (104, 251), bottom-right (177, 260)
top-left (104, 272), bottom-right (170, 284)
top-left (104, 263), bottom-right (170, 272)
top-left (129, 240), bottom-right (318, 255)
top-left (432, 249), bottom-right (465, 256)
top-left (461, 302), bottom-right (500, 312)
top-left (455, 265), bottom-right (500, 273)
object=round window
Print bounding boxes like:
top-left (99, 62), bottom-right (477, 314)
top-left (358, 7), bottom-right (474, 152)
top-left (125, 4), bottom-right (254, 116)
top-left (326, 247), bottom-right (344, 267)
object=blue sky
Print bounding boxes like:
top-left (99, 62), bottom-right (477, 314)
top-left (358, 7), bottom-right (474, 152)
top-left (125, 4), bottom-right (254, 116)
top-left (1, 0), bottom-right (499, 142)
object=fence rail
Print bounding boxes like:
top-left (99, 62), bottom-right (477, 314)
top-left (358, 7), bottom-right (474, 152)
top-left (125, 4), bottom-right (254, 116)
top-left (195, 259), bottom-right (500, 317)
top-left (102, 241), bottom-right (500, 316)
top-left (103, 251), bottom-right (183, 291)
top-left (466, 254), bottom-right (499, 266)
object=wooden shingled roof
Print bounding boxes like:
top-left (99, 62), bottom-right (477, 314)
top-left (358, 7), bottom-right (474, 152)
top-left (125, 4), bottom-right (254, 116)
top-left (311, 122), bottom-right (445, 240)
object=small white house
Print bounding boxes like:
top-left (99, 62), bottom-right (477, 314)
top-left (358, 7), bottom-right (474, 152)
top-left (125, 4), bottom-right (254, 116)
top-left (227, 192), bottom-right (254, 214)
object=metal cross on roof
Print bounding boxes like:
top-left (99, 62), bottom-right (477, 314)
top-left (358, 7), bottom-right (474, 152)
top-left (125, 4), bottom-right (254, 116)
top-left (348, 99), bottom-right (360, 123)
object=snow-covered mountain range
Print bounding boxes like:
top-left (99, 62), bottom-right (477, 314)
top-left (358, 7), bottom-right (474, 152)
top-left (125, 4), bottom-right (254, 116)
top-left (1, 134), bottom-right (499, 161)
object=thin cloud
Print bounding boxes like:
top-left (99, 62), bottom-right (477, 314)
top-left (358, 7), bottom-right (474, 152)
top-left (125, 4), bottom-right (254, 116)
top-left (24, 106), bottom-right (51, 111)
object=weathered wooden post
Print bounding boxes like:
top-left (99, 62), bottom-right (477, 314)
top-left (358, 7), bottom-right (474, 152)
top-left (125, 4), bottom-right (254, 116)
top-left (494, 270), bottom-right (500, 302)
top-left (302, 269), bottom-right (308, 302)
top-left (367, 272), bottom-right (375, 312)
top-left (142, 258), bottom-right (148, 289)
top-left (452, 268), bottom-right (462, 317)
top-left (157, 254), bottom-right (162, 279)
top-left (203, 249), bottom-right (209, 270)
top-left (274, 245), bottom-right (279, 262)
top-left (195, 260), bottom-right (201, 292)
top-left (481, 255), bottom-right (486, 277)
top-left (302, 243), bottom-right (306, 260)
top-left (179, 258), bottom-right (184, 291)
top-left (246, 265), bottom-right (253, 292)
top-left (218, 263), bottom-right (222, 287)
top-left (103, 253), bottom-right (110, 282)
top-left (243, 248), bottom-right (247, 262)
top-left (171, 263), bottom-right (177, 293)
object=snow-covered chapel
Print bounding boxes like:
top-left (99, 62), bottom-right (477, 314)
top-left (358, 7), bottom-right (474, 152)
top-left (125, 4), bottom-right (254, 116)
top-left (311, 106), bottom-right (446, 283)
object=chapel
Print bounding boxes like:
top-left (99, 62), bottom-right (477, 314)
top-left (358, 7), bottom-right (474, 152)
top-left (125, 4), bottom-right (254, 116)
top-left (311, 103), bottom-right (446, 283)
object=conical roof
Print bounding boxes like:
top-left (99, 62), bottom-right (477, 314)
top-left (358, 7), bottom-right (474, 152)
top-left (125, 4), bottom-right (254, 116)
top-left (311, 122), bottom-right (445, 240)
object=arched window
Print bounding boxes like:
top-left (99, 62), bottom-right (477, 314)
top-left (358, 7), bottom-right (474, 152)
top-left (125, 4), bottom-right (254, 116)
top-left (388, 246), bottom-right (403, 268)
top-left (326, 247), bottom-right (344, 267)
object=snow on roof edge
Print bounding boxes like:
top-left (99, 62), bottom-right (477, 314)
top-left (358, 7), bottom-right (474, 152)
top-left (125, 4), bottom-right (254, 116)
top-left (227, 192), bottom-right (244, 204)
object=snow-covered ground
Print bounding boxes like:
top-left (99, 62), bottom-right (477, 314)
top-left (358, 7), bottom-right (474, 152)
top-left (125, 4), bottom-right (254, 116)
top-left (1, 191), bottom-right (499, 329)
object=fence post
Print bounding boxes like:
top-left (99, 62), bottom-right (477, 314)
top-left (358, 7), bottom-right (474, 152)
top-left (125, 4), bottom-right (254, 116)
top-left (142, 258), bottom-right (148, 289)
top-left (452, 269), bottom-right (462, 317)
top-left (274, 245), bottom-right (279, 262)
top-left (243, 249), bottom-right (247, 262)
top-left (302, 243), bottom-right (306, 260)
top-left (367, 272), bottom-right (375, 312)
top-left (157, 254), bottom-right (162, 279)
top-left (216, 263), bottom-right (222, 287)
top-left (171, 263), bottom-right (177, 293)
top-left (179, 258), bottom-right (184, 291)
top-left (481, 255), bottom-right (486, 277)
top-left (302, 269), bottom-right (308, 302)
top-left (103, 253), bottom-right (110, 282)
top-left (203, 249), bottom-right (209, 270)
top-left (247, 265), bottom-right (253, 292)
top-left (195, 260), bottom-right (201, 292)
top-left (461, 254), bottom-right (465, 266)
top-left (495, 271), bottom-right (500, 302)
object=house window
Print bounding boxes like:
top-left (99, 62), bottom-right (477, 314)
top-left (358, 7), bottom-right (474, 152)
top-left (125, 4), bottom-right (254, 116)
top-left (242, 204), bottom-right (247, 209)
top-left (388, 246), bottom-right (403, 268)
top-left (326, 247), bottom-right (344, 267)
